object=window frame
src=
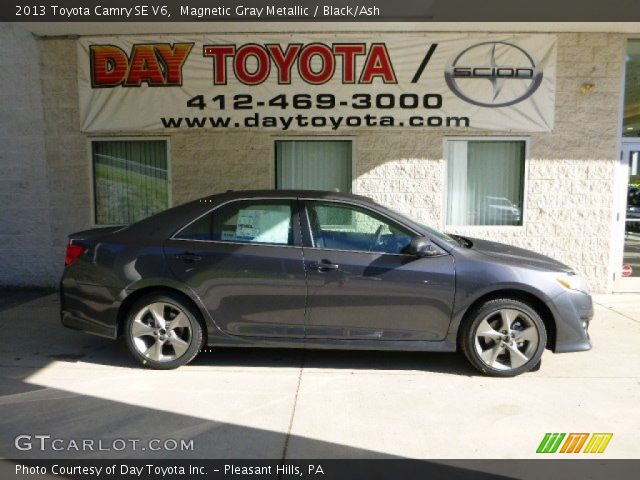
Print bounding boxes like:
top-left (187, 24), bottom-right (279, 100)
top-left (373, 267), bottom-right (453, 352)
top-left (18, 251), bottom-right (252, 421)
top-left (88, 136), bottom-right (172, 227)
top-left (622, 38), bottom-right (640, 138)
top-left (171, 197), bottom-right (303, 249)
top-left (300, 198), bottom-right (427, 257)
top-left (272, 136), bottom-right (357, 193)
top-left (443, 136), bottom-right (530, 230)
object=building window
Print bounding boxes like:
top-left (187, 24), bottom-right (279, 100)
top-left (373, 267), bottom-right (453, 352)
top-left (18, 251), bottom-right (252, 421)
top-left (92, 139), bottom-right (169, 225)
top-left (275, 140), bottom-right (352, 192)
top-left (624, 39), bottom-right (640, 137)
top-left (446, 139), bottom-right (526, 226)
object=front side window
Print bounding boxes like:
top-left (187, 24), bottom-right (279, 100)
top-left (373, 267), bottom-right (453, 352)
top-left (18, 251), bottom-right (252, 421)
top-left (92, 140), bottom-right (169, 225)
top-left (307, 201), bottom-right (414, 254)
top-left (446, 140), bottom-right (525, 226)
top-left (176, 200), bottom-right (294, 246)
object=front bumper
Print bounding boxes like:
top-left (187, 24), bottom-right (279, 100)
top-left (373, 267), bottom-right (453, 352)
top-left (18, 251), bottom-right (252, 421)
top-left (546, 289), bottom-right (593, 353)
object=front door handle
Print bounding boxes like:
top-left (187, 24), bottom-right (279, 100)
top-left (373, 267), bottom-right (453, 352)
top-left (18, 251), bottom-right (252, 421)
top-left (175, 252), bottom-right (202, 262)
top-left (310, 260), bottom-right (340, 272)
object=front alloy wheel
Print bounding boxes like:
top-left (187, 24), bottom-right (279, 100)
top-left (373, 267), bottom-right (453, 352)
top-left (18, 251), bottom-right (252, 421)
top-left (125, 293), bottom-right (203, 369)
top-left (461, 298), bottom-right (546, 377)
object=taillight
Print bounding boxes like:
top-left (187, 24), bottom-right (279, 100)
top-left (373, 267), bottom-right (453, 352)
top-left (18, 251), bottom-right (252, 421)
top-left (65, 244), bottom-right (86, 266)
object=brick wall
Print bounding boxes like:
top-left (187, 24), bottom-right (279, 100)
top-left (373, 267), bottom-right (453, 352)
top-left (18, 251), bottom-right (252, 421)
top-left (39, 38), bottom-right (91, 275)
top-left (0, 23), bottom-right (57, 286)
top-left (22, 32), bottom-right (627, 292)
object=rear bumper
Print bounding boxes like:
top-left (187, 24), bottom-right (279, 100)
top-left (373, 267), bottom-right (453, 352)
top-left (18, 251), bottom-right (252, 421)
top-left (547, 289), bottom-right (593, 353)
top-left (60, 276), bottom-right (121, 339)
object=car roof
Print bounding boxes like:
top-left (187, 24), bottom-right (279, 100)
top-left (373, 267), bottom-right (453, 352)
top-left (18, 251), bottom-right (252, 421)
top-left (201, 189), bottom-right (376, 204)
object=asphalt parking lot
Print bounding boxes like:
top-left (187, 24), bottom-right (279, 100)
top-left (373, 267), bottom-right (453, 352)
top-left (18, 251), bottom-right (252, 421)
top-left (0, 290), bottom-right (639, 461)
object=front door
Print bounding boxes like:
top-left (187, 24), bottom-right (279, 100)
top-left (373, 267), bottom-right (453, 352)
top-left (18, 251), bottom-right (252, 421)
top-left (164, 199), bottom-right (307, 337)
top-left (301, 200), bottom-right (455, 341)
top-left (616, 141), bottom-right (640, 291)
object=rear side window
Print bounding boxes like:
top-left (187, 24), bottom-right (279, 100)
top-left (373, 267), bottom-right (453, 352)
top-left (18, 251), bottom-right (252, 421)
top-left (175, 200), bottom-right (295, 246)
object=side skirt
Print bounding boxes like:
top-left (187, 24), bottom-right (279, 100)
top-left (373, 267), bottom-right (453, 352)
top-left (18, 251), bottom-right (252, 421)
top-left (206, 335), bottom-right (457, 352)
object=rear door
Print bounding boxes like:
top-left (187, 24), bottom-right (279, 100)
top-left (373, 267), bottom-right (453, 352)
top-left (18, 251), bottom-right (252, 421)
top-left (164, 198), bottom-right (307, 338)
top-left (301, 200), bottom-right (456, 341)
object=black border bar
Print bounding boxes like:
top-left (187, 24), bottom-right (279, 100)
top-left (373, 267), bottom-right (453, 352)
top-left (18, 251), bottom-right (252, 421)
top-left (3, 459), bottom-right (640, 480)
top-left (4, 0), bottom-right (640, 22)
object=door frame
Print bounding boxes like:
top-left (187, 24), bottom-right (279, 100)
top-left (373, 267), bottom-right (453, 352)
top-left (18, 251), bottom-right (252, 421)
top-left (613, 139), bottom-right (640, 291)
top-left (297, 198), bottom-right (455, 341)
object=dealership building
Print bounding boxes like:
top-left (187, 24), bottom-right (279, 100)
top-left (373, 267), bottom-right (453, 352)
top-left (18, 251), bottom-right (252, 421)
top-left (1, 21), bottom-right (640, 293)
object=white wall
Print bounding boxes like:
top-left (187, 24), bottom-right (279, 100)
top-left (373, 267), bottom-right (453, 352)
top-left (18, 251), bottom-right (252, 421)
top-left (0, 23), bottom-right (57, 286)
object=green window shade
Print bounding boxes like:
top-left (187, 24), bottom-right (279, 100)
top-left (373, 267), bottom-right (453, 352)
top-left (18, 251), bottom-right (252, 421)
top-left (447, 140), bottom-right (525, 226)
top-left (92, 140), bottom-right (168, 225)
top-left (276, 140), bottom-right (352, 193)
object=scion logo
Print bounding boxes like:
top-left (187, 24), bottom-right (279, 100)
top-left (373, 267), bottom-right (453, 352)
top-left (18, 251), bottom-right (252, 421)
top-left (445, 41), bottom-right (543, 108)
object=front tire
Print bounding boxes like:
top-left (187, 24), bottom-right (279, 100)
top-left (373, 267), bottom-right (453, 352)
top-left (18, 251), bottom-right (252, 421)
top-left (460, 298), bottom-right (546, 377)
top-left (124, 293), bottom-right (203, 369)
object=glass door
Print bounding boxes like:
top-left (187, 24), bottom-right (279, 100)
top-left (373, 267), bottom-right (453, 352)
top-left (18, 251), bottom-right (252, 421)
top-left (617, 140), bottom-right (640, 291)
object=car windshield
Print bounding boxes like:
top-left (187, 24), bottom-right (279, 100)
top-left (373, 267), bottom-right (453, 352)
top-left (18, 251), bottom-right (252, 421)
top-left (383, 206), bottom-right (460, 246)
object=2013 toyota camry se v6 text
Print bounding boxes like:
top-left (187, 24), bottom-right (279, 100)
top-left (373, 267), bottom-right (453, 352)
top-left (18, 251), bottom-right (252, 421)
top-left (60, 190), bottom-right (593, 377)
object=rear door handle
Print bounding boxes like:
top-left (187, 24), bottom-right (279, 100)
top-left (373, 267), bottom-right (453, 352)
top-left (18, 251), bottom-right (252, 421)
top-left (175, 252), bottom-right (202, 262)
top-left (310, 260), bottom-right (340, 272)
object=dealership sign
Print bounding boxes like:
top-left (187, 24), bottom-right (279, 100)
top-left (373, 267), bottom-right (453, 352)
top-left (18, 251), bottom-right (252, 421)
top-left (77, 34), bottom-right (556, 132)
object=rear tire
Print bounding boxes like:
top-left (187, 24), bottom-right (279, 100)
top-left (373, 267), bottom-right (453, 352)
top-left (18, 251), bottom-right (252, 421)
top-left (124, 293), bottom-right (203, 369)
top-left (460, 298), bottom-right (546, 377)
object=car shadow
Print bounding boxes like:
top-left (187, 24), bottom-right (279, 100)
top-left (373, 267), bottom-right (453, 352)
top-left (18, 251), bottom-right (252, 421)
top-left (50, 339), bottom-right (478, 377)
top-left (191, 347), bottom-right (478, 376)
top-left (0, 290), bottom-right (478, 376)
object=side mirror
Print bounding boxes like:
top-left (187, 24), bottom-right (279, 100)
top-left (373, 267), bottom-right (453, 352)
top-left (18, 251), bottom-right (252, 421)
top-left (407, 236), bottom-right (439, 257)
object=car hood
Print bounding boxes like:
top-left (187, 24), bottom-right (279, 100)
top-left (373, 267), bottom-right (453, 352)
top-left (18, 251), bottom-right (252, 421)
top-left (465, 237), bottom-right (573, 272)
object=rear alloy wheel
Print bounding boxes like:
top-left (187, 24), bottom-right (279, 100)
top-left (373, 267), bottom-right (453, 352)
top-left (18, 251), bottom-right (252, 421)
top-left (124, 293), bottom-right (203, 369)
top-left (461, 298), bottom-right (546, 377)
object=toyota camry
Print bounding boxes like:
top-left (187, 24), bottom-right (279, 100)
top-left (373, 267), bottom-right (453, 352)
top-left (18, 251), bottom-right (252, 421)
top-left (60, 190), bottom-right (593, 376)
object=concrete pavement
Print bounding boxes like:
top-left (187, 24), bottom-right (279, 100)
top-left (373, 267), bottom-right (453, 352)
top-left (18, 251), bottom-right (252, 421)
top-left (0, 291), bottom-right (638, 460)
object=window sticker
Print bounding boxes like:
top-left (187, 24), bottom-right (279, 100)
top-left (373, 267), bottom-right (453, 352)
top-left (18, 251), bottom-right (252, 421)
top-left (236, 208), bottom-right (290, 244)
top-left (220, 229), bottom-right (236, 242)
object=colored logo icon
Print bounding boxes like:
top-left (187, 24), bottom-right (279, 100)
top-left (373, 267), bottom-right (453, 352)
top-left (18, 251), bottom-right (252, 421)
top-left (536, 433), bottom-right (613, 454)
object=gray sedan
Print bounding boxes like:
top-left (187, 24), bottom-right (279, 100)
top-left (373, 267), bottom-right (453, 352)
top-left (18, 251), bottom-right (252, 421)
top-left (60, 190), bottom-right (593, 376)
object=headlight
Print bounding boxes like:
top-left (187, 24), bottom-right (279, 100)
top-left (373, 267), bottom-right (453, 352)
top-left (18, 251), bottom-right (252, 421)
top-left (556, 272), bottom-right (588, 293)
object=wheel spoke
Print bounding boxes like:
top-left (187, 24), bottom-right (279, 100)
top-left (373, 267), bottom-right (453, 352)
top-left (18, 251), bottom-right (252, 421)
top-left (514, 326), bottom-right (538, 343)
top-left (148, 303), bottom-right (166, 329)
top-left (500, 309), bottom-right (519, 333)
top-left (167, 312), bottom-right (190, 332)
top-left (505, 344), bottom-right (529, 368)
top-left (167, 332), bottom-right (189, 358)
top-left (144, 339), bottom-right (165, 361)
top-left (480, 344), bottom-right (503, 367)
top-left (131, 319), bottom-right (155, 338)
top-left (476, 319), bottom-right (503, 340)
